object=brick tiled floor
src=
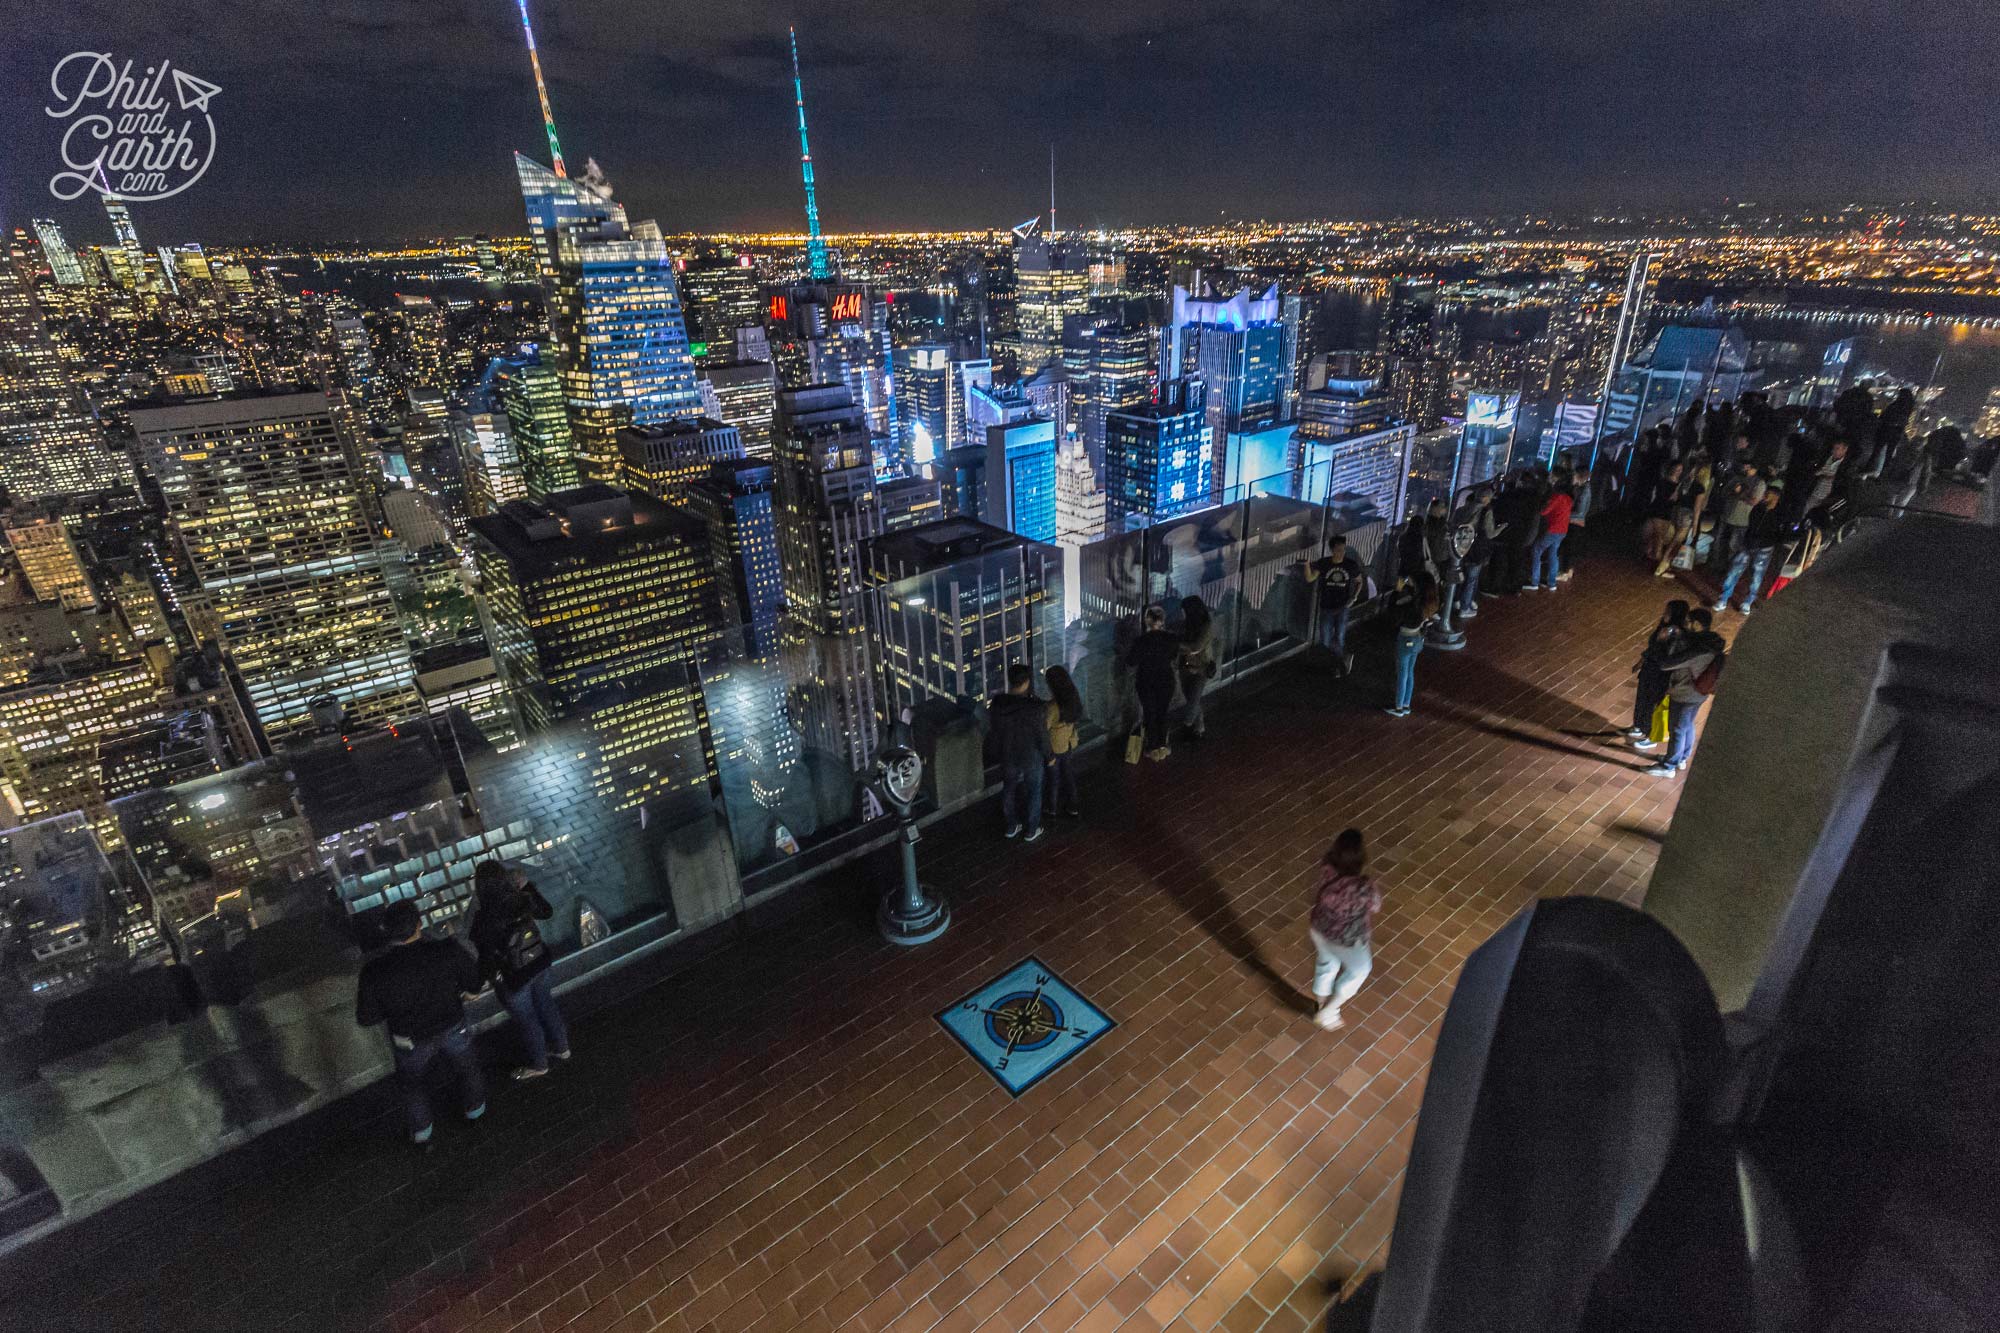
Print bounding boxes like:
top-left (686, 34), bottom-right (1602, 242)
top-left (3, 547), bottom-right (1701, 1333)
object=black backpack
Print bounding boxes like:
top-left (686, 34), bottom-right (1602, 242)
top-left (500, 901), bottom-right (548, 976)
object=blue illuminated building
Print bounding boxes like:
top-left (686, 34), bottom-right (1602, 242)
top-left (1104, 377), bottom-right (1212, 532)
top-left (685, 460), bottom-right (784, 659)
top-left (1162, 284), bottom-right (1298, 504)
top-left (984, 416), bottom-right (1058, 543)
top-left (515, 155), bottom-right (703, 485)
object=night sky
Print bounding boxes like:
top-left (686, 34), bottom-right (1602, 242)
top-left (6, 0), bottom-right (1998, 246)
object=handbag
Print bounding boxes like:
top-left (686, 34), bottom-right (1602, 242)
top-left (1649, 696), bottom-right (1671, 744)
top-left (1124, 733), bottom-right (1143, 765)
top-left (1670, 544), bottom-right (1695, 571)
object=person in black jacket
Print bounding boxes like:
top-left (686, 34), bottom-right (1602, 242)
top-left (1714, 486), bottom-right (1795, 616)
top-left (988, 663), bottom-right (1053, 841)
top-left (1623, 599), bottom-right (1689, 751)
top-left (1124, 605), bottom-right (1183, 761)
top-left (470, 860), bottom-right (570, 1079)
top-left (355, 900), bottom-right (485, 1143)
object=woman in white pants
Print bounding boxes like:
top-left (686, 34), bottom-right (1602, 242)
top-left (1308, 828), bottom-right (1382, 1030)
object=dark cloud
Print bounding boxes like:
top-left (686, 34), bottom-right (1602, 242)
top-left (3, 0), bottom-right (1996, 245)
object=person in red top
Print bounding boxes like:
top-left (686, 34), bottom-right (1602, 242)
top-left (1528, 483), bottom-right (1574, 591)
top-left (1307, 828), bottom-right (1383, 1030)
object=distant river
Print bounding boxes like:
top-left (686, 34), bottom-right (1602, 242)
top-left (1319, 288), bottom-right (2000, 425)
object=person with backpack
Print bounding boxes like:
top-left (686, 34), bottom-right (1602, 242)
top-left (1305, 533), bottom-right (1364, 671)
top-left (1623, 599), bottom-right (1689, 752)
top-left (470, 860), bottom-right (570, 1080)
top-left (987, 663), bottom-right (1053, 840)
top-left (1043, 664), bottom-right (1083, 821)
top-left (1307, 828), bottom-right (1383, 1031)
top-left (355, 900), bottom-right (486, 1143)
top-left (1177, 595), bottom-right (1216, 741)
top-left (1645, 608), bottom-right (1727, 778)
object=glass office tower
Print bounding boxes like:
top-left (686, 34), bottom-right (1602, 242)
top-left (515, 155), bottom-right (703, 486)
top-left (131, 390), bottom-right (420, 741)
top-left (1104, 377), bottom-right (1213, 532)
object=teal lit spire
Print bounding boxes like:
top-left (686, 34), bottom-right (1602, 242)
top-left (790, 27), bottom-right (830, 281)
top-left (516, 0), bottom-right (568, 178)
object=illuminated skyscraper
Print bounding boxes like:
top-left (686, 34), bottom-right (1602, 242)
top-left (1105, 377), bottom-right (1212, 532)
top-left (701, 358), bottom-right (779, 459)
top-left (772, 384), bottom-right (938, 768)
top-left (3, 517), bottom-right (97, 610)
top-left (472, 485), bottom-right (722, 811)
top-left (984, 417), bottom-right (1058, 543)
top-left (947, 357), bottom-right (993, 450)
top-left (685, 460), bottom-right (784, 660)
top-left (491, 349), bottom-right (577, 498)
top-left (131, 390), bottom-right (420, 742)
top-left (98, 182), bottom-right (148, 292)
top-left (449, 409), bottom-right (527, 518)
top-left (618, 418), bottom-right (745, 506)
top-left (892, 344), bottom-right (951, 472)
top-left (680, 257), bottom-right (764, 360)
top-left (862, 517), bottom-right (1061, 723)
top-left (768, 283), bottom-right (896, 461)
top-left (1163, 285), bottom-right (1297, 504)
top-left (515, 154), bottom-right (703, 486)
top-left (0, 241), bottom-right (135, 500)
top-left (1072, 315), bottom-right (1154, 471)
top-left (1055, 438), bottom-right (1106, 546)
top-left (1012, 233), bottom-right (1090, 374)
top-left (29, 221), bottom-right (86, 287)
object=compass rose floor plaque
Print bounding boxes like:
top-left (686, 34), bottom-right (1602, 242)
top-left (937, 957), bottom-right (1114, 1096)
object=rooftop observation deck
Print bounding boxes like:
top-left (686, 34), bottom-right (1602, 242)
top-left (0, 540), bottom-right (1694, 1333)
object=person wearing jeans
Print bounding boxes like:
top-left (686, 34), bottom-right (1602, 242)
top-left (1307, 828), bottom-right (1382, 1031)
top-left (987, 663), bottom-right (1052, 839)
top-left (1307, 535), bottom-right (1363, 670)
top-left (1715, 488), bottom-right (1791, 614)
top-left (356, 900), bottom-right (487, 1144)
top-left (1384, 577), bottom-right (1429, 717)
top-left (1529, 485), bottom-right (1573, 590)
top-left (1664, 699), bottom-right (1703, 770)
top-left (1646, 607), bottom-right (1727, 778)
top-left (471, 861), bottom-right (570, 1079)
top-left (501, 970), bottom-right (569, 1074)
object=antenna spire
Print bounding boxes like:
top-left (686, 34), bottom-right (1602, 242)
top-left (790, 27), bottom-right (830, 281)
top-left (1049, 143), bottom-right (1056, 239)
top-left (515, 0), bottom-right (568, 178)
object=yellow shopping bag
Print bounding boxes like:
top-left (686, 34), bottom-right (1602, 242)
top-left (1649, 696), bottom-right (1671, 744)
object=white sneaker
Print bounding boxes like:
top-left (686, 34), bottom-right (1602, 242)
top-left (1644, 762), bottom-right (1677, 777)
top-left (1631, 738), bottom-right (1658, 751)
top-left (1314, 1003), bottom-right (1346, 1031)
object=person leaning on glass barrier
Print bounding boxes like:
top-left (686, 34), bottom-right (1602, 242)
top-left (354, 899), bottom-right (486, 1145)
top-left (470, 860), bottom-right (571, 1080)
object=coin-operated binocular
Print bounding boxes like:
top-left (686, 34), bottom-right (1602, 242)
top-left (874, 746), bottom-right (949, 945)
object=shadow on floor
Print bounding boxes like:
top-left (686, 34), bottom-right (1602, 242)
top-left (1116, 808), bottom-right (1313, 1017)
